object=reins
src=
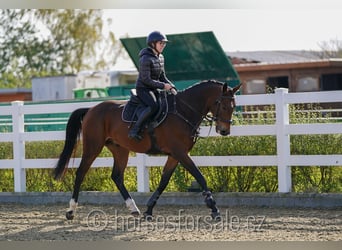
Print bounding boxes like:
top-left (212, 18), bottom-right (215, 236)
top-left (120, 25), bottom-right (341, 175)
top-left (171, 95), bottom-right (204, 138)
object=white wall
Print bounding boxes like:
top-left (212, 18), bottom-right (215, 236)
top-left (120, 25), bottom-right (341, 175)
top-left (32, 75), bottom-right (77, 101)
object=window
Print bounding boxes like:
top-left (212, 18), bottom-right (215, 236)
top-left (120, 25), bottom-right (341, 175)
top-left (267, 76), bottom-right (289, 92)
top-left (245, 79), bottom-right (266, 94)
top-left (321, 74), bottom-right (342, 91)
top-left (297, 77), bottom-right (319, 92)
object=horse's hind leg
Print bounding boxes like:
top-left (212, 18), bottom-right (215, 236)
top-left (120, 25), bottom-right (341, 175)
top-left (144, 156), bottom-right (178, 219)
top-left (66, 139), bottom-right (104, 220)
top-left (108, 144), bottom-right (140, 216)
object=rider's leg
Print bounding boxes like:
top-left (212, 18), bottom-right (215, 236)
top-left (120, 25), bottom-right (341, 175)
top-left (128, 89), bottom-right (158, 141)
top-left (128, 106), bottom-right (153, 141)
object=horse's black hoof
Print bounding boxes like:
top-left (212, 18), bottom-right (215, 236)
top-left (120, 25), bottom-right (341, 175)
top-left (66, 211), bottom-right (74, 220)
top-left (131, 211), bottom-right (140, 217)
top-left (211, 211), bottom-right (221, 221)
top-left (143, 212), bottom-right (153, 221)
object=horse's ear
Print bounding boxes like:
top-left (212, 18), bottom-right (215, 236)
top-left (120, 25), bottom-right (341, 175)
top-left (233, 83), bottom-right (242, 94)
top-left (223, 82), bottom-right (228, 93)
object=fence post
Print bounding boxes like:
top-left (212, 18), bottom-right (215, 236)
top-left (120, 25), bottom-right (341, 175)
top-left (136, 153), bottom-right (150, 192)
top-left (11, 101), bottom-right (26, 192)
top-left (275, 88), bottom-right (291, 192)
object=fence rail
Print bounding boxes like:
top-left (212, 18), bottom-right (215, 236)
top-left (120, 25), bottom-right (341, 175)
top-left (0, 88), bottom-right (341, 193)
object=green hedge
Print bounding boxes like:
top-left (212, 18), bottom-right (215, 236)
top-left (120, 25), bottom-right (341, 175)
top-left (0, 104), bottom-right (341, 193)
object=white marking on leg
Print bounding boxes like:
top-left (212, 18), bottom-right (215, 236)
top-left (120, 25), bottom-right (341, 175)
top-left (67, 198), bottom-right (78, 213)
top-left (125, 198), bottom-right (140, 214)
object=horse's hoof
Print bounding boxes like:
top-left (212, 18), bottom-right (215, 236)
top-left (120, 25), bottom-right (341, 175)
top-left (131, 211), bottom-right (140, 217)
top-left (211, 211), bottom-right (221, 221)
top-left (66, 211), bottom-right (74, 220)
top-left (143, 212), bottom-right (153, 221)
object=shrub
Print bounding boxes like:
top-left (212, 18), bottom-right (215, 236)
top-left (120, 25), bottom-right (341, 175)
top-left (0, 104), bottom-right (341, 193)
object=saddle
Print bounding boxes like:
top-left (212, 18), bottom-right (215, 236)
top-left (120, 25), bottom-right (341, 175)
top-left (122, 89), bottom-right (170, 129)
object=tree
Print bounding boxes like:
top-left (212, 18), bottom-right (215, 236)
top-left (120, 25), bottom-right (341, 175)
top-left (33, 9), bottom-right (120, 73)
top-left (0, 9), bottom-right (121, 89)
top-left (0, 9), bottom-right (62, 88)
top-left (318, 38), bottom-right (342, 58)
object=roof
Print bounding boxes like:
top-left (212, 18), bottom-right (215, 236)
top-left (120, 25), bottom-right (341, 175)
top-left (226, 50), bottom-right (342, 72)
top-left (226, 50), bottom-right (323, 64)
top-left (0, 88), bottom-right (32, 94)
top-left (233, 59), bottom-right (342, 72)
top-left (120, 31), bottom-right (240, 84)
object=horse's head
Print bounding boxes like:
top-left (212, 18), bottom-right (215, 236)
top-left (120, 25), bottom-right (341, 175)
top-left (211, 83), bottom-right (241, 136)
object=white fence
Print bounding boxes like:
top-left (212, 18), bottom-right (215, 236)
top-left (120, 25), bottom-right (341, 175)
top-left (0, 88), bottom-right (342, 193)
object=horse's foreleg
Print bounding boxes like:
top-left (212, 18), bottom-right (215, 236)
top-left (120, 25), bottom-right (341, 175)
top-left (144, 156), bottom-right (178, 219)
top-left (202, 190), bottom-right (220, 220)
top-left (109, 145), bottom-right (140, 216)
top-left (175, 152), bottom-right (221, 220)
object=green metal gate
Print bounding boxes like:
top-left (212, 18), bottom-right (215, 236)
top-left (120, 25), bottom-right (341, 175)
top-left (120, 31), bottom-right (240, 89)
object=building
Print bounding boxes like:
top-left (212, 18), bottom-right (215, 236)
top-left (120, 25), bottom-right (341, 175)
top-left (31, 75), bottom-right (77, 101)
top-left (227, 50), bottom-right (342, 94)
top-left (0, 88), bottom-right (32, 103)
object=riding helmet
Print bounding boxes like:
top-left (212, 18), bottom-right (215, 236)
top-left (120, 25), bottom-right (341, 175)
top-left (146, 31), bottom-right (168, 47)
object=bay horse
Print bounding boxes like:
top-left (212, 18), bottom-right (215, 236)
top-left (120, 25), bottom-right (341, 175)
top-left (53, 80), bottom-right (241, 221)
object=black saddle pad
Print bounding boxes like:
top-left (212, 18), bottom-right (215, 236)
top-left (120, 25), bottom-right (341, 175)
top-left (122, 91), bottom-right (170, 128)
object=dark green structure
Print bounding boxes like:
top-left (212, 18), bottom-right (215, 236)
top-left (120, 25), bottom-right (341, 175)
top-left (120, 31), bottom-right (240, 90)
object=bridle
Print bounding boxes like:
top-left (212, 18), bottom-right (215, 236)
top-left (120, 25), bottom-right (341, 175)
top-left (211, 94), bottom-right (236, 124)
top-left (172, 90), bottom-right (236, 137)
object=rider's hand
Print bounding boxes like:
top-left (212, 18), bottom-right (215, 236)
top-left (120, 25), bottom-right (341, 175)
top-left (164, 83), bottom-right (173, 91)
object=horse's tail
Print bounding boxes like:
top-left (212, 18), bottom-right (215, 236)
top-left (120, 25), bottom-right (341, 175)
top-left (53, 108), bottom-right (90, 180)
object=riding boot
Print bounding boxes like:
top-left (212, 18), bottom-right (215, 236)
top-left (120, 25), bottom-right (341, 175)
top-left (128, 107), bottom-right (152, 141)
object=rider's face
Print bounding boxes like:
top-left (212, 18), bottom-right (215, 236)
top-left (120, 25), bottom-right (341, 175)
top-left (155, 41), bottom-right (167, 53)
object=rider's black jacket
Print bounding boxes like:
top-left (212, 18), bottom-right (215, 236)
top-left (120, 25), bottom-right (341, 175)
top-left (135, 47), bottom-right (171, 90)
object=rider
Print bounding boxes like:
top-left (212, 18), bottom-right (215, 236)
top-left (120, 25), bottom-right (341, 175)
top-left (128, 31), bottom-right (174, 141)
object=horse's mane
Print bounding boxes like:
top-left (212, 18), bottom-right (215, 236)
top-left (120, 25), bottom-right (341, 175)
top-left (178, 80), bottom-right (224, 96)
top-left (179, 80), bottom-right (224, 94)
